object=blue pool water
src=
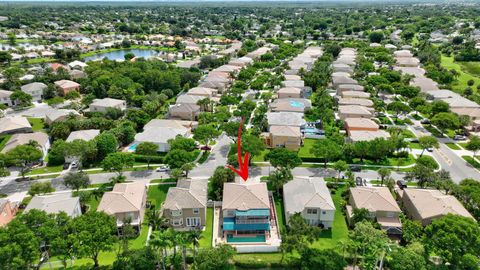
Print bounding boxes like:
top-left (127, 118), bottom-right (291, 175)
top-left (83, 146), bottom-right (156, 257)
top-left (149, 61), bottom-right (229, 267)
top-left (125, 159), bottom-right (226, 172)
top-left (289, 101), bottom-right (304, 108)
top-left (227, 234), bottom-right (266, 243)
top-left (127, 143), bottom-right (139, 152)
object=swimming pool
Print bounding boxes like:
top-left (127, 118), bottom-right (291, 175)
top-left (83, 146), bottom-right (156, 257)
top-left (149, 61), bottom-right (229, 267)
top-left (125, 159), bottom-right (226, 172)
top-left (227, 234), bottom-right (266, 243)
top-left (127, 143), bottom-right (139, 152)
top-left (289, 100), bottom-right (304, 108)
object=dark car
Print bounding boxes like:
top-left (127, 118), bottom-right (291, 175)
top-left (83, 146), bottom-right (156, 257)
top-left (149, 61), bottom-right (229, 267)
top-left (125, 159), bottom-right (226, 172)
top-left (350, 165), bottom-right (362, 172)
top-left (420, 119), bottom-right (430, 124)
top-left (397, 180), bottom-right (408, 189)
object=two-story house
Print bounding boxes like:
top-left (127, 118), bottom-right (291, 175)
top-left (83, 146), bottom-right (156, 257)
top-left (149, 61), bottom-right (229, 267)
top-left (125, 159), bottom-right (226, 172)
top-left (97, 182), bottom-right (147, 232)
top-left (347, 187), bottom-right (402, 235)
top-left (0, 199), bottom-right (18, 227)
top-left (283, 177), bottom-right (335, 228)
top-left (222, 182), bottom-right (272, 243)
top-left (162, 179), bottom-right (207, 229)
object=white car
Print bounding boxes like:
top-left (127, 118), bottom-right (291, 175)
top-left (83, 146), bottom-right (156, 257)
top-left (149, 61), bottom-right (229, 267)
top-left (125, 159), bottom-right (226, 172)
top-left (156, 166), bottom-right (170, 172)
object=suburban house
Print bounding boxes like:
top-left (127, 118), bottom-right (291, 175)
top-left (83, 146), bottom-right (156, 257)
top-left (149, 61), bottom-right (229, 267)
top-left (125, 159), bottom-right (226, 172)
top-left (21, 82), bottom-right (47, 102)
top-left (222, 182), bottom-right (272, 243)
top-left (336, 84), bottom-right (364, 93)
top-left (187, 87), bottom-right (218, 98)
top-left (176, 94), bottom-right (204, 105)
top-left (25, 193), bottom-right (82, 218)
top-left (338, 97), bottom-right (374, 108)
top-left (277, 87), bottom-right (303, 99)
top-left (66, 129), bottom-right (100, 143)
top-left (398, 189), bottom-right (474, 226)
top-left (332, 76), bottom-right (358, 87)
top-left (281, 80), bottom-right (305, 89)
top-left (1, 132), bottom-right (50, 159)
top-left (97, 182), bottom-right (147, 230)
top-left (348, 130), bottom-right (391, 142)
top-left (347, 187), bottom-right (402, 235)
top-left (89, 98), bottom-right (127, 113)
top-left (266, 112), bottom-right (306, 128)
top-left (283, 177), bottom-right (335, 228)
top-left (344, 118), bottom-right (379, 133)
top-left (340, 91), bottom-right (370, 99)
top-left (0, 90), bottom-right (16, 107)
top-left (68, 60), bottom-right (88, 70)
top-left (0, 199), bottom-right (18, 227)
top-left (263, 125), bottom-right (302, 151)
top-left (133, 119), bottom-right (192, 152)
top-left (338, 105), bottom-right (372, 120)
top-left (0, 117), bottom-right (33, 135)
top-left (162, 179), bottom-right (208, 229)
top-left (269, 98), bottom-right (312, 113)
top-left (168, 103), bottom-right (201, 121)
top-left (45, 109), bottom-right (80, 125)
top-left (54, 80), bottom-right (80, 96)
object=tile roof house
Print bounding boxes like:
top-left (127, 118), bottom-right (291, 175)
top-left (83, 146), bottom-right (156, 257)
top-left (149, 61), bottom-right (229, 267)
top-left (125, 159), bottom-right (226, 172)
top-left (338, 105), bottom-right (373, 120)
top-left (265, 125), bottom-right (302, 151)
top-left (347, 187), bottom-right (402, 234)
top-left (222, 182), bottom-right (272, 243)
top-left (162, 179), bottom-right (208, 229)
top-left (0, 117), bottom-right (33, 135)
top-left (21, 82), bottom-right (47, 102)
top-left (0, 199), bottom-right (18, 227)
top-left (89, 98), bottom-right (127, 113)
top-left (336, 84), bottom-right (365, 93)
top-left (395, 57), bottom-right (420, 67)
top-left (97, 182), bottom-right (147, 228)
top-left (344, 118), bottom-right (379, 134)
top-left (54, 80), bottom-right (80, 96)
top-left (348, 130), bottom-right (391, 142)
top-left (168, 104), bottom-right (201, 121)
top-left (187, 87), bottom-right (218, 98)
top-left (399, 189), bottom-right (473, 226)
top-left (1, 132), bottom-right (50, 158)
top-left (270, 98), bottom-right (312, 113)
top-left (45, 109), bottom-right (80, 125)
top-left (338, 97), bottom-right (374, 107)
top-left (281, 80), bottom-right (305, 89)
top-left (66, 129), bottom-right (100, 142)
top-left (25, 193), bottom-right (82, 218)
top-left (0, 90), bottom-right (17, 107)
top-left (134, 119), bottom-right (190, 152)
top-left (266, 112), bottom-right (306, 128)
top-left (176, 94), bottom-right (204, 105)
top-left (332, 76), bottom-right (358, 87)
top-left (277, 87), bottom-right (303, 99)
top-left (340, 91), bottom-right (370, 99)
top-left (410, 77), bottom-right (439, 92)
top-left (283, 177), bottom-right (335, 228)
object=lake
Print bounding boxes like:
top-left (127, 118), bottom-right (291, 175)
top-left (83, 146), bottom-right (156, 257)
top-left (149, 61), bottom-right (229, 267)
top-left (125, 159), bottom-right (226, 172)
top-left (83, 49), bottom-right (159, 62)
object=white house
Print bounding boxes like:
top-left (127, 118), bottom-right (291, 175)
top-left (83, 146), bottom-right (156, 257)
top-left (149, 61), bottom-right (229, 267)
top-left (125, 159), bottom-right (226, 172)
top-left (89, 98), bottom-right (127, 113)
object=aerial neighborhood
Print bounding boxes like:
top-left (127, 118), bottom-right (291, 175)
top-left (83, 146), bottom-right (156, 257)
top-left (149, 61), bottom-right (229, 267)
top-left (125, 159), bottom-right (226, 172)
top-left (1, 1), bottom-right (480, 270)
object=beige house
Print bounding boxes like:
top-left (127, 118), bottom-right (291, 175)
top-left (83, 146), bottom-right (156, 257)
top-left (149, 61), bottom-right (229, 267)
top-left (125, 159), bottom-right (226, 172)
top-left (97, 182), bottom-right (147, 229)
top-left (162, 179), bottom-right (208, 229)
top-left (54, 80), bottom-right (80, 96)
top-left (399, 189), bottom-right (473, 226)
top-left (347, 187), bottom-right (402, 235)
top-left (338, 105), bottom-right (372, 120)
top-left (277, 87), bottom-right (302, 99)
top-left (0, 90), bottom-right (16, 107)
top-left (338, 97), bottom-right (374, 107)
top-left (89, 98), bottom-right (127, 113)
top-left (1, 132), bottom-right (50, 159)
top-left (264, 125), bottom-right (302, 151)
top-left (187, 87), bottom-right (217, 98)
top-left (168, 104), bottom-right (200, 121)
top-left (344, 118), bottom-right (379, 134)
top-left (283, 177), bottom-right (335, 228)
top-left (0, 117), bottom-right (32, 135)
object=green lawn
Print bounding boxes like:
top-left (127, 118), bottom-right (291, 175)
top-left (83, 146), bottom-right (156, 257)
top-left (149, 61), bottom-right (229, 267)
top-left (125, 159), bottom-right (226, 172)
top-left (27, 118), bottom-right (45, 132)
top-left (298, 138), bottom-right (316, 158)
top-left (459, 142), bottom-right (468, 149)
top-left (441, 55), bottom-right (480, 93)
top-left (198, 151), bottom-right (210, 164)
top-left (149, 178), bottom-right (176, 184)
top-left (409, 142), bottom-right (422, 150)
top-left (86, 196), bottom-right (100, 212)
top-left (147, 184), bottom-right (175, 210)
top-left (423, 124), bottom-right (444, 138)
top-left (252, 149), bottom-right (270, 162)
top-left (445, 142), bottom-right (461, 150)
top-left (274, 195), bottom-right (286, 233)
top-left (350, 154), bottom-right (416, 167)
top-left (401, 129), bottom-right (416, 138)
top-left (199, 207), bottom-right (213, 248)
top-left (310, 185), bottom-right (349, 250)
top-left (459, 61), bottom-right (480, 77)
top-left (462, 156), bottom-right (480, 169)
top-left (0, 135), bottom-right (12, 151)
top-left (27, 165), bottom-right (64, 175)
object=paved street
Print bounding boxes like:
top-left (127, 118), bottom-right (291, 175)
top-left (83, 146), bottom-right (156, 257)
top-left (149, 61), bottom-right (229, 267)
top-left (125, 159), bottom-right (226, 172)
top-left (409, 120), bottom-right (480, 183)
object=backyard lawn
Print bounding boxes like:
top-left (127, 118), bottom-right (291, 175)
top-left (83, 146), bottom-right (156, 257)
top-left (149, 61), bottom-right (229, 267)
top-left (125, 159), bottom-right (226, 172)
top-left (441, 55), bottom-right (480, 93)
top-left (298, 138), bottom-right (316, 158)
top-left (199, 207), bottom-right (213, 248)
top-left (252, 149), bottom-right (270, 162)
top-left (147, 184), bottom-right (175, 210)
top-left (27, 165), bottom-right (64, 175)
top-left (27, 117), bottom-right (46, 132)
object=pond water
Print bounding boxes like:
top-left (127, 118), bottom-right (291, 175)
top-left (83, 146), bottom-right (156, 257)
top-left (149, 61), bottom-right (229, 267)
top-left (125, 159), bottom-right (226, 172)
top-left (83, 49), bottom-right (159, 62)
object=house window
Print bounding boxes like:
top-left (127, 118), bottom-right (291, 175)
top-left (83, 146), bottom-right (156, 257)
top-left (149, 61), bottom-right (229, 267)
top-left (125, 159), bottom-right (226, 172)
top-left (171, 210), bottom-right (182, 216)
top-left (172, 219), bottom-right (183, 226)
top-left (322, 211), bottom-right (326, 215)
top-left (186, 217), bottom-right (201, 227)
top-left (307, 209), bottom-right (317, 215)
top-left (193, 208), bottom-right (200, 214)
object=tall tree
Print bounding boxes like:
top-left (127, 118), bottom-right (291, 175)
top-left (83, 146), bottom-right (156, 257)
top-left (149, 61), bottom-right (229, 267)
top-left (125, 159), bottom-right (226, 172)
top-left (6, 145), bottom-right (43, 178)
top-left (418, 136), bottom-right (439, 156)
top-left (265, 148), bottom-right (302, 169)
top-left (310, 139), bottom-right (341, 167)
top-left (102, 152), bottom-right (135, 180)
top-left (63, 171), bottom-right (90, 192)
top-left (72, 211), bottom-right (117, 268)
top-left (193, 124), bottom-right (220, 150)
top-left (466, 135), bottom-right (480, 158)
top-left (135, 141), bottom-right (158, 169)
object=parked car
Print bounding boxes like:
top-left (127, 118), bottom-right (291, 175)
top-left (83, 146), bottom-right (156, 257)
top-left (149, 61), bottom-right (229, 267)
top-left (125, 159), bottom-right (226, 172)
top-left (70, 162), bottom-right (78, 169)
top-left (156, 165), bottom-right (170, 172)
top-left (426, 147), bottom-right (433, 152)
top-left (454, 135), bottom-right (466, 141)
top-left (350, 165), bottom-right (362, 172)
top-left (420, 119), bottom-right (430, 124)
top-left (397, 180), bottom-right (408, 189)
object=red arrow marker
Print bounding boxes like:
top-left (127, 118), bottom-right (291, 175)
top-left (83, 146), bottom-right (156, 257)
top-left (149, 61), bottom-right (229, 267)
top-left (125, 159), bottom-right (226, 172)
top-left (226, 119), bottom-right (249, 181)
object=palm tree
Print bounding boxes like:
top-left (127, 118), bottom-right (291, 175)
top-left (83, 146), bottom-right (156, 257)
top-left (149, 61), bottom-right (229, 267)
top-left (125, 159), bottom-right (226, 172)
top-left (377, 168), bottom-right (392, 187)
top-left (150, 231), bottom-right (170, 270)
top-left (197, 98), bottom-right (211, 112)
top-left (176, 232), bottom-right (190, 270)
top-left (146, 209), bottom-right (166, 231)
top-left (188, 230), bottom-right (203, 262)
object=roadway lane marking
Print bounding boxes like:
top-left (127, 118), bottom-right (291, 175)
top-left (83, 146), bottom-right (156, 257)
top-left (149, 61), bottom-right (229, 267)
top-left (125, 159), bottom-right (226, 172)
top-left (436, 149), bottom-right (452, 166)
